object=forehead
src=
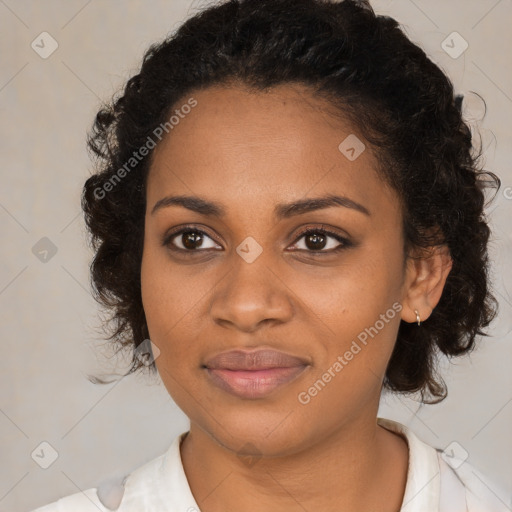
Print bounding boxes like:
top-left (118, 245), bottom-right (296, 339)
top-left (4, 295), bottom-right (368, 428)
top-left (147, 84), bottom-right (395, 215)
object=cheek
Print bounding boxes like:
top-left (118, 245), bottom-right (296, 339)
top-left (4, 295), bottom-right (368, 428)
top-left (296, 286), bottom-right (402, 417)
top-left (291, 243), bottom-right (404, 385)
top-left (290, 246), bottom-right (402, 330)
top-left (141, 240), bottom-right (202, 333)
top-left (140, 243), bottom-right (214, 386)
top-left (141, 258), bottom-right (202, 406)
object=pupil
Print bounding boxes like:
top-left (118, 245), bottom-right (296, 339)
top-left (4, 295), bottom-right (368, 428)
top-left (306, 232), bottom-right (326, 250)
top-left (183, 231), bottom-right (203, 250)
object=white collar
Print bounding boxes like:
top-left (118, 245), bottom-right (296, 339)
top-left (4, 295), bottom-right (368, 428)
top-left (34, 417), bottom-right (510, 511)
top-left (377, 417), bottom-right (442, 511)
top-left (117, 431), bottom-right (199, 511)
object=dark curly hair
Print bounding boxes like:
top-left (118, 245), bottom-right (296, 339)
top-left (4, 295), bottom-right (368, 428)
top-left (82, 0), bottom-right (500, 403)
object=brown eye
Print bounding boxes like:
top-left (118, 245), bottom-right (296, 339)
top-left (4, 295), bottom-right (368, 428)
top-left (290, 228), bottom-right (352, 253)
top-left (180, 230), bottom-right (204, 250)
top-left (164, 228), bottom-right (221, 252)
top-left (303, 232), bottom-right (328, 251)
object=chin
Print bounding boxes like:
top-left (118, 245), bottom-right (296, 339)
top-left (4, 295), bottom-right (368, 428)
top-left (199, 408), bottom-right (313, 458)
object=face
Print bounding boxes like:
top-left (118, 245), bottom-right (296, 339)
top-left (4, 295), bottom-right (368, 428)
top-left (141, 83), bottom-right (412, 456)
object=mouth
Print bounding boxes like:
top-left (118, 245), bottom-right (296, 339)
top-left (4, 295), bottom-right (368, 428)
top-left (203, 348), bottom-right (310, 399)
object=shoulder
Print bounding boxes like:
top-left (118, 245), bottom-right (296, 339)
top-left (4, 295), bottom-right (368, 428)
top-left (29, 476), bottom-right (128, 512)
top-left (29, 433), bottom-right (190, 512)
top-left (29, 487), bottom-right (109, 512)
top-left (377, 417), bottom-right (511, 512)
top-left (438, 449), bottom-right (511, 512)
top-left (29, 457), bottom-right (167, 512)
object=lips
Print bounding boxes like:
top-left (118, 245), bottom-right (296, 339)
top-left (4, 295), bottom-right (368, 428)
top-left (204, 348), bottom-right (310, 371)
top-left (203, 348), bottom-right (310, 399)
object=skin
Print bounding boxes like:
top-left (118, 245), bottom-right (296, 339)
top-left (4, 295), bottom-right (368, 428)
top-left (140, 83), bottom-right (453, 512)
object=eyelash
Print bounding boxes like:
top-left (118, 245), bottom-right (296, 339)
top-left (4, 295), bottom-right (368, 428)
top-left (162, 224), bottom-right (352, 255)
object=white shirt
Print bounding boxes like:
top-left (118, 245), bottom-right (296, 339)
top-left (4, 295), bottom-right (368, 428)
top-left (31, 417), bottom-right (510, 512)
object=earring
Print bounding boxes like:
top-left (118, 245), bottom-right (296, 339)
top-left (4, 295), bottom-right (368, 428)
top-left (414, 310), bottom-right (421, 326)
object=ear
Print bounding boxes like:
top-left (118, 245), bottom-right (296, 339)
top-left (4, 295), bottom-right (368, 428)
top-left (400, 243), bottom-right (453, 324)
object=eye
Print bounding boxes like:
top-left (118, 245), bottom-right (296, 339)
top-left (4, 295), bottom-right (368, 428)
top-left (289, 226), bottom-right (352, 253)
top-left (163, 226), bottom-right (221, 252)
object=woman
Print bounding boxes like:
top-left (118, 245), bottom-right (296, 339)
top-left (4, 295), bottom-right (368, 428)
top-left (32, 0), bottom-right (508, 510)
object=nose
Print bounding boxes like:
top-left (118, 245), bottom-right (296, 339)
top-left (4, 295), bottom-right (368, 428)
top-left (209, 249), bottom-right (294, 333)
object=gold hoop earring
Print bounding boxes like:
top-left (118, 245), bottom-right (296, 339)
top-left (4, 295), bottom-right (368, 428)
top-left (414, 310), bottom-right (421, 326)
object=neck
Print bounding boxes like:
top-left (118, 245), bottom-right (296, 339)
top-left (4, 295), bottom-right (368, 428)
top-left (180, 413), bottom-right (408, 512)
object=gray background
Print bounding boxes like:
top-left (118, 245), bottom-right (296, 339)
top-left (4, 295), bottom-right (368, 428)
top-left (0, 1), bottom-right (511, 511)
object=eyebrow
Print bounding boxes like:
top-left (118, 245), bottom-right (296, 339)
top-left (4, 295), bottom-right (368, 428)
top-left (151, 193), bottom-right (370, 218)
